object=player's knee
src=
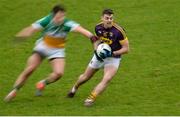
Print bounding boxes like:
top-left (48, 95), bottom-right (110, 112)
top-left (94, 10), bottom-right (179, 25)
top-left (54, 71), bottom-right (64, 78)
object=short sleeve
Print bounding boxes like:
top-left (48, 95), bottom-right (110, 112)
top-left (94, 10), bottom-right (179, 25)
top-left (32, 14), bottom-right (52, 29)
top-left (118, 28), bottom-right (128, 44)
top-left (64, 20), bottom-right (80, 32)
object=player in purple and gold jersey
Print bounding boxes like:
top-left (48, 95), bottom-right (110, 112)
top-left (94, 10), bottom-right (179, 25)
top-left (67, 9), bottom-right (129, 106)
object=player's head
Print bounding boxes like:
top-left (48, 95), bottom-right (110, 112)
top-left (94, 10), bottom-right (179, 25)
top-left (101, 9), bottom-right (114, 28)
top-left (52, 4), bottom-right (66, 24)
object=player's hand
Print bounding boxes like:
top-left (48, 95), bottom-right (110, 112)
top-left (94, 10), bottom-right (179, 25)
top-left (90, 36), bottom-right (99, 43)
top-left (12, 36), bottom-right (27, 47)
top-left (13, 36), bottom-right (27, 43)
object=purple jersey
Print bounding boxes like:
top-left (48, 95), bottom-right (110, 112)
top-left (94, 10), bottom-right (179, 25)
top-left (95, 22), bottom-right (127, 58)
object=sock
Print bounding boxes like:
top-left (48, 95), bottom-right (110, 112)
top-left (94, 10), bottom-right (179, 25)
top-left (43, 79), bottom-right (49, 85)
top-left (74, 83), bottom-right (79, 89)
top-left (87, 91), bottom-right (97, 101)
top-left (74, 77), bottom-right (90, 89)
top-left (71, 86), bottom-right (77, 93)
top-left (13, 85), bottom-right (21, 91)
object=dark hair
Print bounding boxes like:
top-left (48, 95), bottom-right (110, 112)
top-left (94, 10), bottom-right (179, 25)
top-left (52, 4), bottom-right (66, 15)
top-left (102, 9), bottom-right (114, 15)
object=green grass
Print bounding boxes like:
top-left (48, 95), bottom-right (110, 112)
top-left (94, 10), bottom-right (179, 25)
top-left (0, 0), bottom-right (180, 115)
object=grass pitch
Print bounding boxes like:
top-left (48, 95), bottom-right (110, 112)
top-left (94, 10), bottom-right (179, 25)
top-left (0, 0), bottom-right (180, 115)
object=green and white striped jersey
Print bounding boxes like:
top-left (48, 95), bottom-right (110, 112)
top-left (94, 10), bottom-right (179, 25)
top-left (32, 13), bottom-right (79, 39)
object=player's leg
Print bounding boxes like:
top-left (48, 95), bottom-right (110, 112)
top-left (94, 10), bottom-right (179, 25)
top-left (84, 65), bottom-right (118, 106)
top-left (4, 53), bottom-right (43, 102)
top-left (47, 58), bottom-right (65, 83)
top-left (84, 57), bottom-right (121, 106)
top-left (35, 58), bottom-right (65, 96)
top-left (67, 54), bottom-right (102, 98)
top-left (67, 66), bottom-right (98, 97)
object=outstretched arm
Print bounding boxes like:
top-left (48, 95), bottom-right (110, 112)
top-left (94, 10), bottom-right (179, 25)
top-left (15, 25), bottom-right (41, 39)
top-left (73, 25), bottom-right (99, 49)
top-left (73, 25), bottom-right (93, 38)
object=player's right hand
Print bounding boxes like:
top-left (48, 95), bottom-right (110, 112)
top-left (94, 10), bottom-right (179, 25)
top-left (90, 36), bottom-right (99, 43)
top-left (12, 36), bottom-right (27, 46)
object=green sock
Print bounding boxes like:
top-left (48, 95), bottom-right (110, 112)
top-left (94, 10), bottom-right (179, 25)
top-left (44, 79), bottom-right (49, 85)
top-left (13, 86), bottom-right (20, 90)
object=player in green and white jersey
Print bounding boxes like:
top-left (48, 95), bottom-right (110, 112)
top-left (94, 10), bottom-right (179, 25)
top-left (4, 4), bottom-right (99, 102)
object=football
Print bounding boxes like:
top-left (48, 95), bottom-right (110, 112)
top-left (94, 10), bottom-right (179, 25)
top-left (96, 43), bottom-right (112, 59)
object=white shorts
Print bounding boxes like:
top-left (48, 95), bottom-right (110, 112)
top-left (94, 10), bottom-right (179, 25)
top-left (33, 40), bottom-right (65, 59)
top-left (88, 54), bottom-right (121, 69)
